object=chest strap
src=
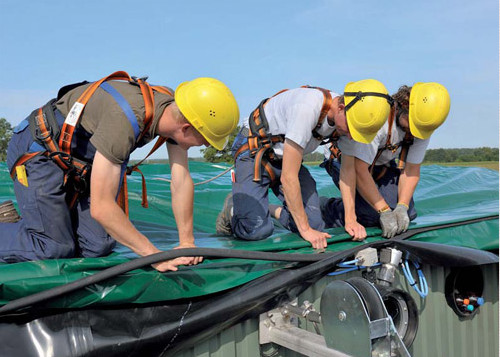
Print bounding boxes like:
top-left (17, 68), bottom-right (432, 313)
top-left (236, 86), bottom-right (334, 183)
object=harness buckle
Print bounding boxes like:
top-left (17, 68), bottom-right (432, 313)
top-left (72, 167), bottom-right (90, 193)
top-left (35, 126), bottom-right (52, 141)
top-left (48, 151), bottom-right (73, 167)
top-left (386, 144), bottom-right (399, 153)
top-left (260, 134), bottom-right (273, 148)
top-left (34, 113), bottom-right (53, 141)
top-left (131, 76), bottom-right (149, 83)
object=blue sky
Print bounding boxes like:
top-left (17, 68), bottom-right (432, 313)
top-left (0, 0), bottom-right (498, 159)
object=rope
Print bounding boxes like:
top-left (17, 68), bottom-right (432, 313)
top-left (154, 165), bottom-right (234, 186)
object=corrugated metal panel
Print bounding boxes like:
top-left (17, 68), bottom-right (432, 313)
top-left (407, 264), bottom-right (499, 357)
top-left (176, 263), bottom-right (498, 357)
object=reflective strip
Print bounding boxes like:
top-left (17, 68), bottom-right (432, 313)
top-left (100, 82), bottom-right (141, 140)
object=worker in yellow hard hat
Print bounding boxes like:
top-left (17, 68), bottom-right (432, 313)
top-left (0, 72), bottom-right (239, 271)
top-left (216, 79), bottom-right (391, 249)
top-left (320, 82), bottom-right (451, 240)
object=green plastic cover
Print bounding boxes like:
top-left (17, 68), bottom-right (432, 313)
top-left (0, 162), bottom-right (497, 308)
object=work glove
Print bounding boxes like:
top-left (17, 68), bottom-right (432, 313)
top-left (394, 203), bottom-right (410, 234)
top-left (379, 209), bottom-right (398, 239)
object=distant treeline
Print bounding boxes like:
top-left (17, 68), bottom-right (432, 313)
top-left (423, 147), bottom-right (498, 162)
top-left (303, 152), bottom-right (325, 162)
top-left (301, 147), bottom-right (499, 163)
top-left (35, 148), bottom-right (500, 166)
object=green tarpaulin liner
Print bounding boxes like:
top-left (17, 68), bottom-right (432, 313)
top-left (0, 162), bottom-right (497, 309)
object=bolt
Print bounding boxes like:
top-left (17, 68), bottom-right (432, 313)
top-left (339, 311), bottom-right (347, 321)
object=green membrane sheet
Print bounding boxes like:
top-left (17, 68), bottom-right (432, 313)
top-left (0, 162), bottom-right (497, 308)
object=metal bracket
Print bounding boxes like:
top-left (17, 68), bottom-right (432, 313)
top-left (259, 305), bottom-right (351, 357)
top-left (370, 317), bottom-right (391, 339)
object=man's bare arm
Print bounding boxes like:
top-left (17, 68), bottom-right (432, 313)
top-left (90, 151), bottom-right (191, 271)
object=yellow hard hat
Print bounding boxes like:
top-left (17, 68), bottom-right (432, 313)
top-left (175, 78), bottom-right (239, 150)
top-left (344, 79), bottom-right (392, 143)
top-left (409, 82), bottom-right (450, 139)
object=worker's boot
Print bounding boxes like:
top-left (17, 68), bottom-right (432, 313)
top-left (215, 193), bottom-right (233, 236)
top-left (0, 200), bottom-right (20, 223)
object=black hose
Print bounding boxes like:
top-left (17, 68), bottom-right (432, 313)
top-left (1, 214), bottom-right (497, 315)
top-left (0, 248), bottom-right (334, 315)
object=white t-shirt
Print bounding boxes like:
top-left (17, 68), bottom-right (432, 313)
top-left (337, 120), bottom-right (430, 166)
top-left (244, 88), bottom-right (339, 158)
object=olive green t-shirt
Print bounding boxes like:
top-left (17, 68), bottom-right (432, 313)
top-left (55, 81), bottom-right (174, 164)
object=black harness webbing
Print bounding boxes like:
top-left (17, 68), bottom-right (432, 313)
top-left (237, 86), bottom-right (333, 183)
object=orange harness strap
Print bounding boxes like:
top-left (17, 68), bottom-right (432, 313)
top-left (34, 108), bottom-right (70, 172)
top-left (117, 137), bottom-right (168, 214)
top-left (9, 152), bottom-right (42, 179)
top-left (397, 132), bottom-right (413, 170)
top-left (59, 71), bottom-right (135, 155)
top-left (368, 107), bottom-right (414, 180)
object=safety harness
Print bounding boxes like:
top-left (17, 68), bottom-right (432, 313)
top-left (234, 86), bottom-right (334, 183)
top-left (10, 71), bottom-right (173, 215)
top-left (326, 106), bottom-right (414, 181)
top-left (369, 106), bottom-right (414, 179)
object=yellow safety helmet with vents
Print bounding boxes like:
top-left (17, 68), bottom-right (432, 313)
top-left (175, 78), bottom-right (239, 150)
top-left (344, 79), bottom-right (392, 143)
top-left (409, 82), bottom-right (450, 139)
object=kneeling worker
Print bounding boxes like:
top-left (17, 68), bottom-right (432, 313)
top-left (321, 82), bottom-right (451, 239)
top-left (0, 71), bottom-right (239, 271)
top-left (216, 80), bottom-right (392, 249)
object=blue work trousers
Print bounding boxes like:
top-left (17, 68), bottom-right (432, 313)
top-left (231, 132), bottom-right (324, 240)
top-left (0, 117), bottom-right (115, 263)
top-left (320, 159), bottom-right (417, 228)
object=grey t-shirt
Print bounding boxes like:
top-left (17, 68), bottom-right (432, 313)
top-left (56, 81), bottom-right (174, 164)
top-left (338, 120), bottom-right (430, 166)
top-left (243, 87), bottom-right (338, 157)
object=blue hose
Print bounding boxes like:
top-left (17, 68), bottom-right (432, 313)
top-left (401, 260), bottom-right (428, 298)
top-left (328, 260), bottom-right (380, 276)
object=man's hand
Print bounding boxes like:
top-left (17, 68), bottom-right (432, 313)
top-left (345, 220), bottom-right (367, 241)
top-left (152, 257), bottom-right (193, 272)
top-left (393, 204), bottom-right (410, 234)
top-left (301, 228), bottom-right (330, 249)
top-left (174, 243), bottom-right (203, 265)
top-left (379, 210), bottom-right (398, 238)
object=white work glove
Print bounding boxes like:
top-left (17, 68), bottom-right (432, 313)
top-left (379, 209), bottom-right (398, 239)
top-left (394, 203), bottom-right (410, 234)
